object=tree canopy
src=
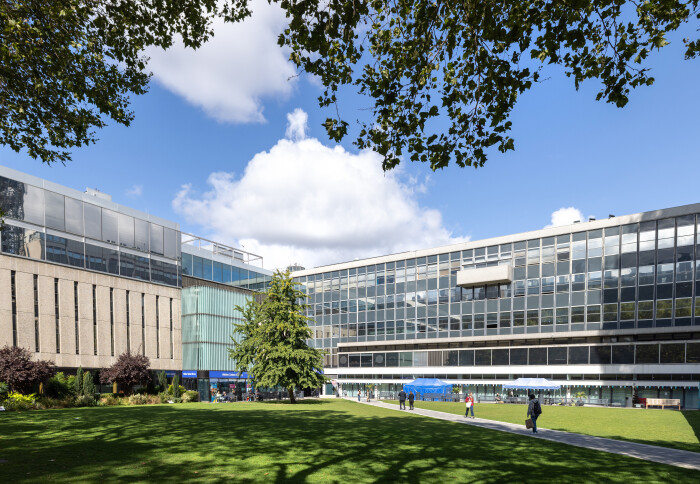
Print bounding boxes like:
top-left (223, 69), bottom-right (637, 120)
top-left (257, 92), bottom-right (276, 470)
top-left (1, 1), bottom-right (697, 169)
top-left (0, 345), bottom-right (56, 393)
top-left (0, 0), bottom-right (249, 164)
top-left (279, 0), bottom-right (699, 170)
top-left (229, 270), bottom-right (326, 404)
top-left (100, 351), bottom-right (151, 395)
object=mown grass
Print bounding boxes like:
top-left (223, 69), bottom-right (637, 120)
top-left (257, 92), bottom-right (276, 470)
top-left (387, 399), bottom-right (700, 453)
top-left (0, 399), bottom-right (698, 483)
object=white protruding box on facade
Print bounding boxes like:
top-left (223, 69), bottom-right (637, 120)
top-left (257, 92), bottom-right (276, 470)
top-left (456, 264), bottom-right (513, 287)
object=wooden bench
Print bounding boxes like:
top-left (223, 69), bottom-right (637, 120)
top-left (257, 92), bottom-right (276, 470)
top-left (644, 398), bottom-right (681, 410)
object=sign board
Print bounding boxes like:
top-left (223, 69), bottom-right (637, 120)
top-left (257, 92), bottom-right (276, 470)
top-left (182, 371), bottom-right (197, 378)
top-left (209, 371), bottom-right (249, 379)
top-left (165, 371), bottom-right (179, 378)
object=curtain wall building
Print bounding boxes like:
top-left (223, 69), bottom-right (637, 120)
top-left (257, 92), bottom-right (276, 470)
top-left (294, 204), bottom-right (700, 408)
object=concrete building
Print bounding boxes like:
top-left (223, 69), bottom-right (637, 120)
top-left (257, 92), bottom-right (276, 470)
top-left (294, 204), bottom-right (700, 408)
top-left (0, 165), bottom-right (272, 391)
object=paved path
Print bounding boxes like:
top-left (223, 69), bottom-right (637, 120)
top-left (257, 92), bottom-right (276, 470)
top-left (349, 398), bottom-right (700, 471)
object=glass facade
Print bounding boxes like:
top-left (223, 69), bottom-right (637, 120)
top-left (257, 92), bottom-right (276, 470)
top-left (297, 214), bottom-right (700, 364)
top-left (181, 246), bottom-right (272, 291)
top-left (0, 173), bottom-right (180, 287)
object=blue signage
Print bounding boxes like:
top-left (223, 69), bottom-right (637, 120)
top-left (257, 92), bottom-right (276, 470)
top-left (165, 371), bottom-right (178, 378)
top-left (182, 371), bottom-right (197, 378)
top-left (209, 371), bottom-right (249, 379)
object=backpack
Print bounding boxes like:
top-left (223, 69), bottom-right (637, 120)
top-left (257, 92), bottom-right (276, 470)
top-left (532, 400), bottom-right (542, 416)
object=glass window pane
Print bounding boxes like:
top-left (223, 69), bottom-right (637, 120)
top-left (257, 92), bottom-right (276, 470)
top-left (118, 214), bottom-right (135, 249)
top-left (44, 191), bottom-right (65, 231)
top-left (1, 224), bottom-right (44, 259)
top-left (64, 197), bottom-right (83, 235)
top-left (164, 227), bottom-right (176, 259)
top-left (134, 219), bottom-right (149, 252)
top-left (23, 184), bottom-right (45, 225)
top-left (101, 209), bottom-right (118, 244)
top-left (85, 243), bottom-right (106, 272)
top-left (150, 224), bottom-right (164, 255)
top-left (84, 203), bottom-right (101, 240)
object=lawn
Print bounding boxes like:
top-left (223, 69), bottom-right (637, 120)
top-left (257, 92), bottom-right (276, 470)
top-left (1, 399), bottom-right (698, 483)
top-left (387, 400), bottom-right (700, 453)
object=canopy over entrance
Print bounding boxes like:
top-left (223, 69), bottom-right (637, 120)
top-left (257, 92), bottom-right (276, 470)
top-left (402, 378), bottom-right (452, 396)
top-left (502, 378), bottom-right (561, 390)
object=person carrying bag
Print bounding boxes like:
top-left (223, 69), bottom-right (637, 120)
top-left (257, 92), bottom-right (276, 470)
top-left (464, 392), bottom-right (475, 418)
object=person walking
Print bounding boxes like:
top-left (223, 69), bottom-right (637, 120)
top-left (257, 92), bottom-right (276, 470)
top-left (408, 391), bottom-right (415, 410)
top-left (465, 392), bottom-right (475, 418)
top-left (366, 387), bottom-right (371, 402)
top-left (527, 393), bottom-right (542, 434)
top-left (357, 390), bottom-right (361, 402)
top-left (398, 388), bottom-right (407, 410)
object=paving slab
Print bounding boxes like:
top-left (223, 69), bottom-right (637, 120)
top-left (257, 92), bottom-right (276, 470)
top-left (349, 398), bottom-right (700, 471)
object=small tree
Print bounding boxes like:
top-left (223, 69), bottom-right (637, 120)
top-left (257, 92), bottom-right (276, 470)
top-left (172, 374), bottom-right (181, 398)
top-left (100, 352), bottom-right (151, 395)
top-left (0, 345), bottom-right (56, 393)
top-left (230, 270), bottom-right (326, 404)
top-left (75, 367), bottom-right (83, 395)
top-left (82, 371), bottom-right (95, 397)
top-left (158, 371), bottom-right (167, 392)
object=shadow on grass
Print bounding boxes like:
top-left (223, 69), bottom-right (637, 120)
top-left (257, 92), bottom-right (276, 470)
top-left (0, 401), bottom-right (698, 483)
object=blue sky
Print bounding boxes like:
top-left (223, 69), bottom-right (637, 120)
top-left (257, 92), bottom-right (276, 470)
top-left (2, 4), bottom-right (699, 269)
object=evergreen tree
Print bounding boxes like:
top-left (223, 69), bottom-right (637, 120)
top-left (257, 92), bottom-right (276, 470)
top-left (172, 374), bottom-right (181, 398)
top-left (158, 371), bottom-right (167, 393)
top-left (230, 270), bottom-right (326, 404)
top-left (75, 367), bottom-right (83, 396)
top-left (82, 371), bottom-right (95, 397)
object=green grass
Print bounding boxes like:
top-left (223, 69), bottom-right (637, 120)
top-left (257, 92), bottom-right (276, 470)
top-left (1, 400), bottom-right (698, 483)
top-left (388, 400), bottom-right (700, 453)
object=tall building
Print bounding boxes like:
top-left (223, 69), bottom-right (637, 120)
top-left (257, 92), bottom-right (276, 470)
top-left (0, 165), bottom-right (272, 394)
top-left (294, 205), bottom-right (700, 408)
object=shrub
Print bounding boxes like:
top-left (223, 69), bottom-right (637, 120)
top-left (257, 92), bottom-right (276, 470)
top-left (4, 391), bottom-right (36, 410)
top-left (0, 346), bottom-right (56, 393)
top-left (147, 394), bottom-right (161, 405)
top-left (128, 394), bottom-right (148, 405)
top-left (75, 395), bottom-right (96, 407)
top-left (99, 394), bottom-right (122, 406)
top-left (100, 352), bottom-right (151, 395)
top-left (75, 367), bottom-right (83, 395)
top-left (158, 391), bottom-right (173, 403)
top-left (35, 396), bottom-right (74, 409)
top-left (0, 381), bottom-right (8, 399)
top-left (182, 390), bottom-right (199, 403)
top-left (172, 374), bottom-right (180, 398)
top-left (44, 372), bottom-right (74, 399)
top-left (166, 384), bottom-right (186, 396)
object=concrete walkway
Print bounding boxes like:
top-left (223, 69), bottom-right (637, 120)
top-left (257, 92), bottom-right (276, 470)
top-left (350, 398), bottom-right (700, 471)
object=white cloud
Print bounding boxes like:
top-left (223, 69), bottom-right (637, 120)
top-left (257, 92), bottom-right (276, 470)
top-left (546, 207), bottom-right (589, 227)
top-left (126, 184), bottom-right (143, 198)
top-left (173, 110), bottom-right (468, 270)
top-left (285, 108), bottom-right (308, 141)
top-left (146, 0), bottom-right (296, 123)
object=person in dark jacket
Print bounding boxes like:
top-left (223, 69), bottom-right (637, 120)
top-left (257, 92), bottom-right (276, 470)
top-left (398, 389), bottom-right (407, 410)
top-left (527, 393), bottom-right (541, 434)
top-left (408, 391), bottom-right (415, 410)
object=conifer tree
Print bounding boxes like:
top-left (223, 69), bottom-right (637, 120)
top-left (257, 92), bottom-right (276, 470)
top-left (82, 371), bottom-right (95, 397)
top-left (75, 367), bottom-right (83, 395)
top-left (230, 270), bottom-right (326, 404)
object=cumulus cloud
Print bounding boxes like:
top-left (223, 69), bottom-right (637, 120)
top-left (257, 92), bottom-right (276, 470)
top-left (126, 184), bottom-right (143, 198)
top-left (285, 108), bottom-right (308, 141)
top-left (146, 1), bottom-right (296, 123)
top-left (546, 207), bottom-right (590, 227)
top-left (173, 110), bottom-right (468, 270)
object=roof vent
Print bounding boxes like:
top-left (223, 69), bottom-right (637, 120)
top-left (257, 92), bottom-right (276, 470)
top-left (588, 217), bottom-right (596, 222)
top-left (609, 214), bottom-right (615, 218)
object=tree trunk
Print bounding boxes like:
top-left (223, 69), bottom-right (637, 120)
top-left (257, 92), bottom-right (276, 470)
top-left (288, 386), bottom-right (296, 404)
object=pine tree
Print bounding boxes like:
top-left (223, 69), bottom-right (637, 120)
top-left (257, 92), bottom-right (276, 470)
top-left (75, 367), bottom-right (83, 396)
top-left (229, 270), bottom-right (326, 404)
top-left (82, 371), bottom-right (95, 397)
top-left (158, 370), bottom-right (167, 393)
top-left (172, 374), bottom-right (180, 398)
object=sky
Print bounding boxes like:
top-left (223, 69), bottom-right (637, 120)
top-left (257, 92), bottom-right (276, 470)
top-left (2, 3), bottom-right (699, 270)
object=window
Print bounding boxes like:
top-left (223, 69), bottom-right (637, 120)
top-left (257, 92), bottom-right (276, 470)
top-left (101, 209), bottom-right (118, 244)
top-left (110, 288), bottom-right (114, 356)
top-left (74, 282), bottom-right (79, 355)
top-left (92, 285), bottom-right (97, 355)
top-left (118, 214), bottom-right (135, 249)
top-left (34, 275), bottom-right (39, 352)
top-left (170, 298), bottom-right (174, 359)
top-left (44, 191), bottom-right (65, 230)
top-left (11, 271), bottom-right (17, 346)
top-left (54, 278), bottom-right (60, 353)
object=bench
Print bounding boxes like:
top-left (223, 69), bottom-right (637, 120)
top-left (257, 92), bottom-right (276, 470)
top-left (644, 398), bottom-right (681, 410)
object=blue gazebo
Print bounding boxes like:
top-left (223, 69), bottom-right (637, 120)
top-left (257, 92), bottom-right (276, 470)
top-left (402, 378), bottom-right (452, 400)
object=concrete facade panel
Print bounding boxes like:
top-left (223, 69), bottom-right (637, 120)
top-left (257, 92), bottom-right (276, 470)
top-left (1, 255), bottom-right (181, 371)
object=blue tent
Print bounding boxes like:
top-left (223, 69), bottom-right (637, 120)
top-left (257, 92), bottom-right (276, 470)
top-left (402, 378), bottom-right (452, 400)
top-left (502, 378), bottom-right (561, 390)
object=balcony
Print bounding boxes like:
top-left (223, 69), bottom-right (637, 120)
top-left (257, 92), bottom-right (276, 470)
top-left (456, 264), bottom-right (513, 288)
